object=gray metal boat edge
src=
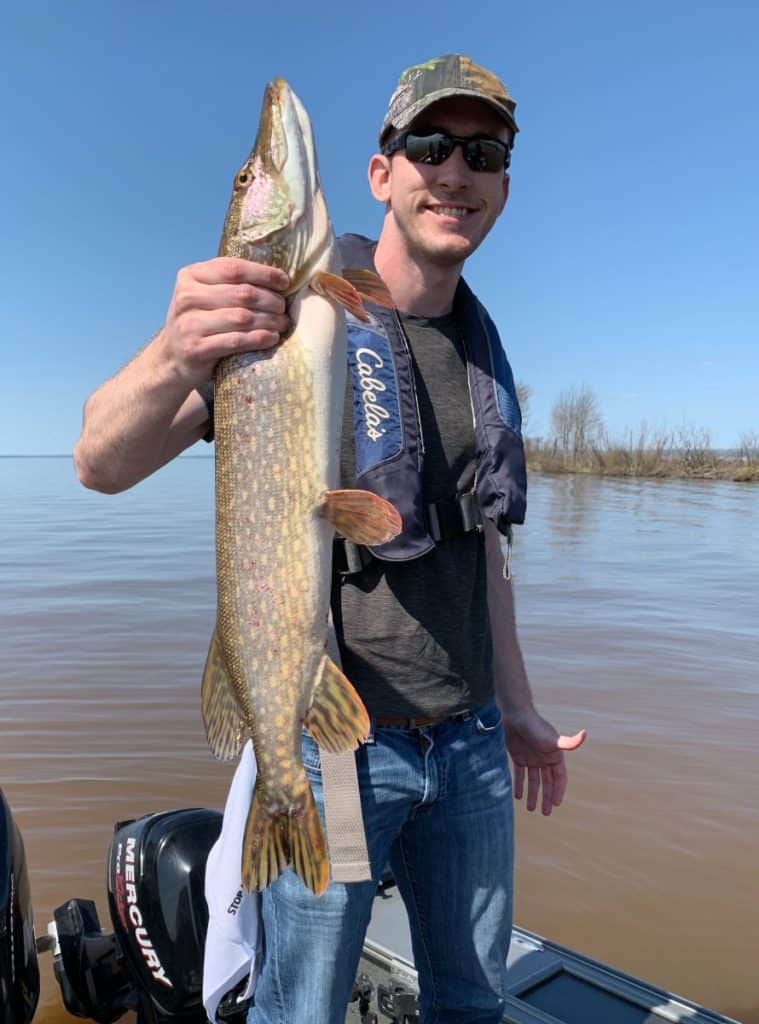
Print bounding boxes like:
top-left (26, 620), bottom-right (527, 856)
top-left (359, 885), bottom-right (742, 1024)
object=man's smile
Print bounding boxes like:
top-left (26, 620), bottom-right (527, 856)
top-left (428, 204), bottom-right (474, 219)
top-left (424, 198), bottom-right (483, 222)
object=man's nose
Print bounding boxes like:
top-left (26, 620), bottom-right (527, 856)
top-left (435, 145), bottom-right (474, 188)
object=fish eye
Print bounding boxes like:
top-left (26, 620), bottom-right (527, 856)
top-left (234, 169), bottom-right (253, 190)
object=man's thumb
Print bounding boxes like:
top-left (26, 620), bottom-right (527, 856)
top-left (557, 729), bottom-right (587, 751)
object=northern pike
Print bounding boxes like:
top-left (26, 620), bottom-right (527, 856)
top-left (201, 79), bottom-right (400, 896)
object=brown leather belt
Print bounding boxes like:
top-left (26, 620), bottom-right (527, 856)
top-left (374, 711), bottom-right (468, 729)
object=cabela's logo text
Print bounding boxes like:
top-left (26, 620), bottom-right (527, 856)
top-left (355, 348), bottom-right (390, 442)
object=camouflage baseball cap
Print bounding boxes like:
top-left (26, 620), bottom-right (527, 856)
top-left (379, 54), bottom-right (519, 145)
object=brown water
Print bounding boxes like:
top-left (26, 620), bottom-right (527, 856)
top-left (2, 459), bottom-right (757, 1023)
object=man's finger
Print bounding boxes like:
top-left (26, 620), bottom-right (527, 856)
top-left (179, 283), bottom-right (288, 316)
top-left (202, 330), bottom-right (284, 357)
top-left (557, 729), bottom-right (587, 751)
top-left (526, 766), bottom-right (540, 812)
top-left (550, 762), bottom-right (569, 808)
top-left (186, 309), bottom-right (290, 338)
top-left (540, 766), bottom-right (554, 816)
top-left (188, 257), bottom-right (290, 291)
top-left (183, 305), bottom-right (290, 337)
top-left (513, 761), bottom-right (525, 801)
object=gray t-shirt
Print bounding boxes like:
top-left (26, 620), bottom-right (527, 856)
top-left (334, 312), bottom-right (493, 717)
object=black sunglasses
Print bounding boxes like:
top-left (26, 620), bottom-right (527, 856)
top-left (382, 129), bottom-right (511, 173)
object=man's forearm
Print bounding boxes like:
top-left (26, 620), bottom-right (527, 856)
top-left (74, 256), bottom-right (292, 494)
top-left (74, 331), bottom-right (199, 493)
top-left (484, 522), bottom-right (535, 716)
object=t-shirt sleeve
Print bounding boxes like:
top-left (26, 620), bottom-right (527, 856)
top-left (196, 381), bottom-right (215, 442)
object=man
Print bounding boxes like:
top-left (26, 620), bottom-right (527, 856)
top-left (75, 54), bottom-right (586, 1024)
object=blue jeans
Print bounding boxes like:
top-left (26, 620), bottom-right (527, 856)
top-left (247, 699), bottom-right (514, 1024)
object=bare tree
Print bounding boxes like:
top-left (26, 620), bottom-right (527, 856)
top-left (739, 431), bottom-right (759, 465)
top-left (676, 424), bottom-right (714, 473)
top-left (550, 385), bottom-right (603, 460)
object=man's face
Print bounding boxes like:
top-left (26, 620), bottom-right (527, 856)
top-left (372, 96), bottom-right (512, 268)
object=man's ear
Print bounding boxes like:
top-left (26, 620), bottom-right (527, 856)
top-left (368, 154), bottom-right (392, 203)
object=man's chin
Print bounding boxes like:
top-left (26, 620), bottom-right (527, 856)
top-left (423, 236), bottom-right (477, 267)
top-left (407, 222), bottom-right (477, 264)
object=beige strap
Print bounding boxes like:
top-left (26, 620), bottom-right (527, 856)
top-left (320, 623), bottom-right (371, 882)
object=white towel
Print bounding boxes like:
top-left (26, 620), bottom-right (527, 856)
top-left (202, 741), bottom-right (261, 1023)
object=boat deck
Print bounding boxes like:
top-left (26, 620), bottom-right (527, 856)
top-left (345, 885), bottom-right (741, 1024)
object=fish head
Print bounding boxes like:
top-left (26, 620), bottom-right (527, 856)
top-left (218, 78), bottom-right (333, 287)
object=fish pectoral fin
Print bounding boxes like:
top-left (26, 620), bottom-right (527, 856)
top-left (320, 489), bottom-right (402, 546)
top-left (303, 654), bottom-right (370, 754)
top-left (201, 625), bottom-right (247, 761)
top-left (341, 268), bottom-right (394, 309)
top-left (309, 271), bottom-right (371, 323)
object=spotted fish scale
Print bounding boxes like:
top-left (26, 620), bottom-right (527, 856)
top-left (217, 346), bottom-right (317, 749)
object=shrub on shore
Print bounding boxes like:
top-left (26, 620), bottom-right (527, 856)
top-left (520, 385), bottom-right (757, 482)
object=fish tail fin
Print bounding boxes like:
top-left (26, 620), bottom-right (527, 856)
top-left (303, 654), bottom-right (370, 753)
top-left (242, 780), bottom-right (330, 897)
top-left (289, 786), bottom-right (330, 896)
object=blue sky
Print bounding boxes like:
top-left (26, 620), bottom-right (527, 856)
top-left (2, 0), bottom-right (757, 453)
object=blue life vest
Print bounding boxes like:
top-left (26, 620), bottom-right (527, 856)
top-left (338, 234), bottom-right (527, 563)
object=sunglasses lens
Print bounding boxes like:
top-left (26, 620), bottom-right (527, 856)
top-left (405, 132), bottom-right (453, 165)
top-left (463, 140), bottom-right (508, 172)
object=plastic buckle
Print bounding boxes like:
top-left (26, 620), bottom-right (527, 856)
top-left (377, 981), bottom-right (419, 1021)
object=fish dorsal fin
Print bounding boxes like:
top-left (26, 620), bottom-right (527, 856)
top-left (321, 489), bottom-right (402, 546)
top-left (342, 268), bottom-right (394, 309)
top-left (303, 653), bottom-right (370, 753)
top-left (309, 271), bottom-right (370, 322)
top-left (201, 625), bottom-right (247, 761)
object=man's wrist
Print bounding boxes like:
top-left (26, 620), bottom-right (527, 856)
top-left (146, 328), bottom-right (206, 396)
top-left (493, 676), bottom-right (535, 719)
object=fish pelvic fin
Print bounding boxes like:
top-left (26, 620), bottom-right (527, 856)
top-left (341, 268), bottom-right (394, 309)
top-left (321, 489), bottom-right (402, 546)
top-left (309, 270), bottom-right (371, 322)
top-left (303, 654), bottom-right (370, 753)
top-left (242, 780), bottom-right (330, 896)
top-left (201, 625), bottom-right (247, 761)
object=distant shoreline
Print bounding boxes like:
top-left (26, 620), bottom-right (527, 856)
top-left (525, 447), bottom-right (759, 483)
top-left (3, 452), bottom-right (756, 483)
top-left (526, 461), bottom-right (759, 483)
top-left (0, 454), bottom-right (215, 459)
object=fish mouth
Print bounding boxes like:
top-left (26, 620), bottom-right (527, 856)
top-left (252, 78), bottom-right (319, 228)
top-left (223, 78), bottom-right (324, 277)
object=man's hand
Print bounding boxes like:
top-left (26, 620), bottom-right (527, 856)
top-left (159, 256), bottom-right (291, 387)
top-left (503, 707), bottom-right (586, 816)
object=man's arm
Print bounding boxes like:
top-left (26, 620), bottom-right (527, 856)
top-left (74, 257), bottom-right (290, 493)
top-left (74, 343), bottom-right (212, 493)
top-left (485, 521), bottom-right (586, 815)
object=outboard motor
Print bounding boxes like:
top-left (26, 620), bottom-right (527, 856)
top-left (0, 787), bottom-right (40, 1024)
top-left (53, 807), bottom-right (249, 1023)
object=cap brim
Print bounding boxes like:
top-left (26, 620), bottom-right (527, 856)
top-left (381, 86), bottom-right (518, 144)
